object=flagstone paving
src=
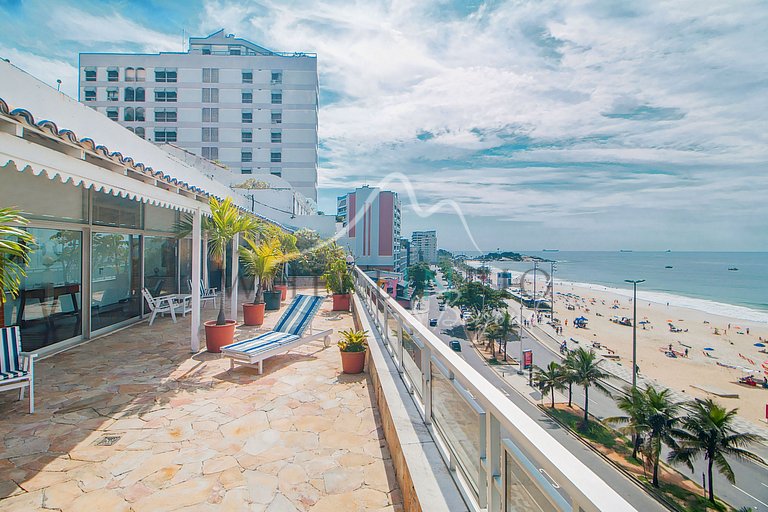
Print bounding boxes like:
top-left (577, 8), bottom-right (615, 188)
top-left (0, 295), bottom-right (402, 511)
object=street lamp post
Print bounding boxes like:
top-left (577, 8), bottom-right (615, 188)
top-left (624, 279), bottom-right (645, 389)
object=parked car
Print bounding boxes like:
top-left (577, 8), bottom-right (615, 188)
top-left (429, 318), bottom-right (438, 327)
top-left (439, 304), bottom-right (445, 311)
top-left (450, 340), bottom-right (461, 352)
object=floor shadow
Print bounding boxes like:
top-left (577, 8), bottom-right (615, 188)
top-left (442, 325), bottom-right (467, 340)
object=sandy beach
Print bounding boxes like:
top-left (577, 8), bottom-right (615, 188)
top-left (522, 280), bottom-right (768, 425)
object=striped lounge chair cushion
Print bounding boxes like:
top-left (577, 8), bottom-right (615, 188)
top-left (273, 295), bottom-right (324, 336)
top-left (221, 331), bottom-right (300, 355)
top-left (1, 326), bottom-right (22, 374)
top-left (0, 370), bottom-right (28, 381)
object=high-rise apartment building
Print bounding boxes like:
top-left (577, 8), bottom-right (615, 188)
top-left (78, 30), bottom-right (319, 201)
top-left (398, 238), bottom-right (411, 273)
top-left (410, 230), bottom-right (437, 264)
top-left (337, 186), bottom-right (401, 271)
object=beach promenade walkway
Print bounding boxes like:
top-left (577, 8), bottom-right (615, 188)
top-left (0, 294), bottom-right (402, 512)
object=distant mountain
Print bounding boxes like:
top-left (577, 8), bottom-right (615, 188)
top-left (477, 251), bottom-right (524, 261)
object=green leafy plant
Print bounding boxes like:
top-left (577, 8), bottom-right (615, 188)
top-left (323, 258), bottom-right (354, 295)
top-left (0, 207), bottom-right (35, 328)
top-left (338, 328), bottom-right (368, 352)
top-left (206, 197), bottom-right (261, 325)
top-left (534, 361), bottom-right (566, 408)
top-left (240, 237), bottom-right (282, 304)
top-left (568, 347), bottom-right (611, 426)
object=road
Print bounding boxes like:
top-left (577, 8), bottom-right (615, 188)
top-left (419, 281), bottom-right (666, 512)
top-left (424, 272), bottom-right (768, 511)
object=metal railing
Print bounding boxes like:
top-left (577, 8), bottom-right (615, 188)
top-left (353, 267), bottom-right (636, 512)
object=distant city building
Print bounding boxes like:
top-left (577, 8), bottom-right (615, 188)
top-left (410, 230), bottom-right (437, 264)
top-left (78, 29), bottom-right (319, 202)
top-left (398, 238), bottom-right (411, 272)
top-left (337, 186), bottom-right (401, 271)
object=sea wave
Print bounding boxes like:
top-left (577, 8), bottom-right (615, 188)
top-left (465, 262), bottom-right (768, 324)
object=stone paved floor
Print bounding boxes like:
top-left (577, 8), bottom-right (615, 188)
top-left (0, 294), bottom-right (402, 511)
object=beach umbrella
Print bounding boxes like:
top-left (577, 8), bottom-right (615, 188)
top-left (704, 347), bottom-right (714, 351)
top-left (755, 343), bottom-right (766, 347)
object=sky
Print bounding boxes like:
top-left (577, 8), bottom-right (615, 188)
top-left (1, 0), bottom-right (766, 252)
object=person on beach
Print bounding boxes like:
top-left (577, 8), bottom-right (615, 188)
top-left (685, 348), bottom-right (689, 358)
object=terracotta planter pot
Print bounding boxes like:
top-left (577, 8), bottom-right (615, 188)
top-left (242, 302), bottom-right (265, 326)
top-left (332, 293), bottom-right (351, 311)
top-left (340, 350), bottom-right (366, 374)
top-left (204, 320), bottom-right (237, 353)
top-left (274, 284), bottom-right (288, 301)
top-left (264, 290), bottom-right (282, 311)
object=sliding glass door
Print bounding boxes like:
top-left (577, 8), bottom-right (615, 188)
top-left (91, 232), bottom-right (141, 331)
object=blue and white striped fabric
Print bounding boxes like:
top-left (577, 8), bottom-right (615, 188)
top-left (0, 326), bottom-right (25, 380)
top-left (273, 295), bottom-right (324, 336)
top-left (221, 331), bottom-right (300, 355)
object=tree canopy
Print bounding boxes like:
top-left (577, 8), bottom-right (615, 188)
top-left (445, 281), bottom-right (511, 311)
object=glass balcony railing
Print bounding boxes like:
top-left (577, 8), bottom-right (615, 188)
top-left (353, 267), bottom-right (636, 512)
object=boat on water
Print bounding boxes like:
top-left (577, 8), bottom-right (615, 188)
top-left (728, 267), bottom-right (739, 271)
top-left (619, 250), bottom-right (633, 253)
top-left (542, 249), bottom-right (559, 252)
top-left (665, 265), bottom-right (673, 269)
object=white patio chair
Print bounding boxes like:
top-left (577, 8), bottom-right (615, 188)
top-left (142, 288), bottom-right (191, 326)
top-left (0, 326), bottom-right (38, 413)
top-left (188, 279), bottom-right (218, 308)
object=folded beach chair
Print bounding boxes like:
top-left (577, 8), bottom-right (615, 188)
top-left (221, 294), bottom-right (332, 374)
top-left (0, 326), bottom-right (38, 413)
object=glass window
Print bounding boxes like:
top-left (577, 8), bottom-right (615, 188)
top-left (91, 233), bottom-right (141, 331)
top-left (202, 88), bottom-right (219, 103)
top-left (202, 47), bottom-right (211, 55)
top-left (84, 68), bottom-right (96, 82)
top-left (202, 127), bottom-right (218, 142)
top-left (107, 68), bottom-right (119, 82)
top-left (3, 228), bottom-right (83, 350)
top-left (155, 68), bottom-right (177, 82)
top-left (136, 68), bottom-right (146, 82)
top-left (144, 203), bottom-right (177, 232)
top-left (242, 91), bottom-right (252, 103)
top-left (135, 87), bottom-right (145, 101)
top-left (144, 236), bottom-right (178, 301)
top-left (241, 151), bottom-right (252, 162)
top-left (270, 167), bottom-right (281, 177)
top-left (271, 91), bottom-right (282, 104)
top-left (125, 107), bottom-right (135, 121)
top-left (155, 89), bottom-right (177, 102)
top-left (179, 238), bottom-right (193, 294)
top-left (92, 192), bottom-right (142, 229)
top-left (229, 47), bottom-right (241, 55)
top-left (242, 70), bottom-right (253, 83)
top-left (155, 108), bottom-right (177, 122)
top-left (0, 162), bottom-right (87, 223)
top-left (125, 87), bottom-right (135, 101)
top-left (84, 89), bottom-right (96, 101)
top-left (125, 67), bottom-right (135, 82)
top-left (271, 131), bottom-right (281, 143)
top-left (202, 147), bottom-right (218, 160)
top-left (135, 127), bottom-right (145, 139)
top-left (271, 111), bottom-right (281, 124)
top-left (241, 130), bottom-right (252, 143)
top-left (202, 108), bottom-right (218, 122)
top-left (271, 71), bottom-right (282, 84)
top-left (202, 68), bottom-right (219, 83)
top-left (106, 108), bottom-right (118, 121)
top-left (135, 107), bottom-right (145, 121)
top-left (242, 111), bottom-right (253, 123)
top-left (241, 168), bottom-right (252, 175)
top-left (270, 151), bottom-right (281, 163)
top-left (154, 129), bottom-right (177, 143)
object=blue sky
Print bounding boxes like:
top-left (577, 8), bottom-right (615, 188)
top-left (1, 0), bottom-right (767, 251)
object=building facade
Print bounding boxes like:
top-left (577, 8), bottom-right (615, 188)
top-left (398, 237), bottom-right (410, 273)
top-left (337, 186), bottom-right (401, 271)
top-left (78, 30), bottom-right (319, 201)
top-left (410, 230), bottom-right (437, 264)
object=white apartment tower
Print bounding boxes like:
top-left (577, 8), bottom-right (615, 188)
top-left (78, 30), bottom-right (319, 201)
top-left (410, 230), bottom-right (437, 264)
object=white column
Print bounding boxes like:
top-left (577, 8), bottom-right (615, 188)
top-left (202, 235), bottom-right (209, 288)
top-left (190, 207), bottom-right (202, 352)
top-left (230, 232), bottom-right (239, 321)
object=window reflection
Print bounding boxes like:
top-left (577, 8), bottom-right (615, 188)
top-left (144, 236), bottom-right (178, 299)
top-left (91, 233), bottom-right (141, 331)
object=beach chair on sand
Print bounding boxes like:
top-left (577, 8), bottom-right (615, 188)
top-left (221, 295), bottom-right (332, 374)
top-left (0, 327), bottom-right (37, 413)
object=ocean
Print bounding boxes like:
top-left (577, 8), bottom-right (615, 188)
top-left (474, 251), bottom-right (768, 323)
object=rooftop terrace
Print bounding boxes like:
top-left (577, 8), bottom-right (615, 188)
top-left (0, 295), bottom-right (401, 512)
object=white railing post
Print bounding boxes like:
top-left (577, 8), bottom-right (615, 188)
top-left (190, 207), bottom-right (202, 352)
top-left (488, 414), bottom-right (502, 511)
top-left (422, 344), bottom-right (431, 425)
top-left (229, 232), bottom-right (239, 321)
top-left (396, 317), bottom-right (404, 373)
top-left (383, 306), bottom-right (389, 345)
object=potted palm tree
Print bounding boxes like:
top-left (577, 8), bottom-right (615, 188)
top-left (203, 197), bottom-right (260, 352)
top-left (239, 237), bottom-right (281, 325)
top-left (0, 207), bottom-right (35, 328)
top-left (324, 258), bottom-right (354, 311)
top-left (338, 328), bottom-right (367, 374)
top-left (272, 229), bottom-right (297, 302)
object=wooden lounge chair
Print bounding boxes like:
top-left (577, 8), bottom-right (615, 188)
top-left (222, 294), bottom-right (332, 374)
top-left (142, 288), bottom-right (191, 325)
top-left (0, 326), bottom-right (37, 413)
